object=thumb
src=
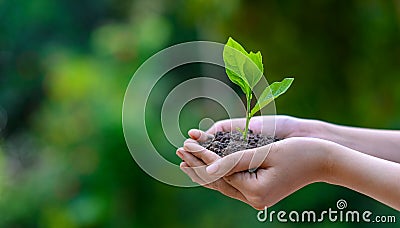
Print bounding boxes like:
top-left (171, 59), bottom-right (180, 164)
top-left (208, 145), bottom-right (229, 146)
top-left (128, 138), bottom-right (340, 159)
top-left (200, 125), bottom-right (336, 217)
top-left (206, 144), bottom-right (274, 177)
top-left (188, 129), bottom-right (214, 142)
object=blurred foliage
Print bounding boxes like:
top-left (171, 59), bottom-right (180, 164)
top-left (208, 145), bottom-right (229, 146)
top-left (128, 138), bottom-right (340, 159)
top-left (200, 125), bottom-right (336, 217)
top-left (0, 0), bottom-right (400, 227)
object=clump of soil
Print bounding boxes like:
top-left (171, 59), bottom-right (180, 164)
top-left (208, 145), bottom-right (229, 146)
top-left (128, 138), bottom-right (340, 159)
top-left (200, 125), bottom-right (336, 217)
top-left (199, 130), bottom-right (279, 157)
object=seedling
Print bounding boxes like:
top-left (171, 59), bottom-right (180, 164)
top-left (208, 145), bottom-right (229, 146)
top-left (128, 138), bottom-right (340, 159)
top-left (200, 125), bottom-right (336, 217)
top-left (223, 37), bottom-right (294, 139)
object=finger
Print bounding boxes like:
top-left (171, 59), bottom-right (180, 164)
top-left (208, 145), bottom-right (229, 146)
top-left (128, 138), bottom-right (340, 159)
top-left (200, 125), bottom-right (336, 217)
top-left (223, 171), bottom-right (255, 196)
top-left (183, 141), bottom-right (220, 165)
top-left (177, 147), bottom-right (204, 167)
top-left (183, 138), bottom-right (199, 148)
top-left (211, 179), bottom-right (251, 204)
top-left (181, 162), bottom-right (218, 189)
top-left (205, 144), bottom-right (275, 177)
top-left (248, 144), bottom-right (273, 171)
top-left (178, 148), bottom-right (219, 184)
top-left (205, 119), bottom-right (243, 134)
top-left (180, 161), bottom-right (215, 187)
top-left (205, 122), bottom-right (223, 134)
top-left (249, 116), bottom-right (275, 136)
top-left (180, 162), bottom-right (205, 184)
top-left (188, 129), bottom-right (214, 142)
top-left (207, 118), bottom-right (265, 134)
top-left (180, 163), bottom-right (250, 204)
top-left (224, 169), bottom-right (273, 200)
top-left (183, 138), bottom-right (211, 153)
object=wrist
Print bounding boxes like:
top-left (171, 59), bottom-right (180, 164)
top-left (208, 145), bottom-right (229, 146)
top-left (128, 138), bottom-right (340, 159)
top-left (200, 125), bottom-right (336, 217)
top-left (314, 139), bottom-right (336, 183)
top-left (297, 118), bottom-right (341, 142)
top-left (286, 137), bottom-right (338, 184)
top-left (318, 140), bottom-right (345, 185)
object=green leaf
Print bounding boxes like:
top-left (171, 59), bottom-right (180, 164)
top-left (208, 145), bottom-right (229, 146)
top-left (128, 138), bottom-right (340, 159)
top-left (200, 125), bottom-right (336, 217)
top-left (223, 37), bottom-right (264, 93)
top-left (248, 51), bottom-right (263, 73)
top-left (226, 37), bottom-right (248, 56)
top-left (243, 56), bottom-right (263, 88)
top-left (223, 38), bottom-right (250, 95)
top-left (225, 68), bottom-right (249, 95)
top-left (236, 127), bottom-right (244, 134)
top-left (250, 78), bottom-right (294, 116)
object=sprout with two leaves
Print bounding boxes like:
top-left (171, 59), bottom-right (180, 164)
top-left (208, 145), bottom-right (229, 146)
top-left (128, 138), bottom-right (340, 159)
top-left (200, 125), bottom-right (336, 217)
top-left (223, 37), bottom-right (294, 140)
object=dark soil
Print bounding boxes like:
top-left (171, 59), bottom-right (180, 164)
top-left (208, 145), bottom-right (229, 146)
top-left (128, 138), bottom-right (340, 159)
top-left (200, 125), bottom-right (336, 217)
top-left (199, 130), bottom-right (279, 157)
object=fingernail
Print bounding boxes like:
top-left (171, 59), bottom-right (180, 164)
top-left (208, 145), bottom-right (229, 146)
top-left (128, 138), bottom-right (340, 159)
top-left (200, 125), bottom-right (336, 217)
top-left (188, 129), bottom-right (200, 139)
top-left (180, 163), bottom-right (188, 173)
top-left (176, 150), bottom-right (184, 159)
top-left (206, 163), bottom-right (219, 174)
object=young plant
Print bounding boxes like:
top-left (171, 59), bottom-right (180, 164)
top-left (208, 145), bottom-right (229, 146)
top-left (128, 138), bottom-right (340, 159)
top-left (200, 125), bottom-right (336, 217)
top-left (223, 37), bottom-right (294, 140)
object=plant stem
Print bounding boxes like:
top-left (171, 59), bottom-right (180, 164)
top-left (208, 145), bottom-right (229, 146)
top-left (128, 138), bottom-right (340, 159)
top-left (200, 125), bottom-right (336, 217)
top-left (243, 94), bottom-right (251, 140)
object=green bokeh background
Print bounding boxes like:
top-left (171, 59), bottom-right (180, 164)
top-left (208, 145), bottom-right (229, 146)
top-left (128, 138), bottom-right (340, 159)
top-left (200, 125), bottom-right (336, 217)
top-left (1, 0), bottom-right (399, 227)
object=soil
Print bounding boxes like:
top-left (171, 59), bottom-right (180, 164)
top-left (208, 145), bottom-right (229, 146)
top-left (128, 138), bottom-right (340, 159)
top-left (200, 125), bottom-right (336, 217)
top-left (199, 130), bottom-right (279, 157)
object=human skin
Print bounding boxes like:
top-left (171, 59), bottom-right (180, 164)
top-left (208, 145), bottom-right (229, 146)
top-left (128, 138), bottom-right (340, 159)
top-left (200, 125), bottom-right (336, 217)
top-left (176, 116), bottom-right (400, 210)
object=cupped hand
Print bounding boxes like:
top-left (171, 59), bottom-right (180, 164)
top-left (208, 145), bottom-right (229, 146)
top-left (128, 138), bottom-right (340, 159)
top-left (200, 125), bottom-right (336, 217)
top-left (204, 115), bottom-right (315, 139)
top-left (180, 130), bottom-right (334, 209)
top-left (176, 132), bottom-right (250, 205)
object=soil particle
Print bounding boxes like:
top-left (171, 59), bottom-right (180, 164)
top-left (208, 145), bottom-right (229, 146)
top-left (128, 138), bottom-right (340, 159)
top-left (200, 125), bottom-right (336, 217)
top-left (199, 130), bottom-right (279, 157)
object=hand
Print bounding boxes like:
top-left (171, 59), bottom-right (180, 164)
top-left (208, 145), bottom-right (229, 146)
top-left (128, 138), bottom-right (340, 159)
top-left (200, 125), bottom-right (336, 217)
top-left (206, 115), bottom-right (400, 162)
top-left (205, 115), bottom-right (318, 140)
top-left (179, 119), bottom-right (400, 210)
top-left (176, 142), bottom-right (251, 205)
top-left (176, 129), bottom-right (254, 205)
top-left (180, 130), bottom-right (333, 209)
